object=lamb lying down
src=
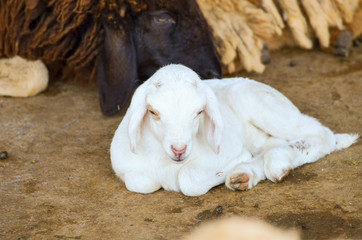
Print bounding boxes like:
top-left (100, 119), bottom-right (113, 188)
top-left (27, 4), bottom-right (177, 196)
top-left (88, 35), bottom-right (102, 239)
top-left (110, 64), bottom-right (358, 196)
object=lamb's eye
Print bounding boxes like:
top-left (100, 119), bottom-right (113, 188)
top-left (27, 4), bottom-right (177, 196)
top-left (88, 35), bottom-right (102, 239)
top-left (146, 104), bottom-right (160, 120)
top-left (197, 110), bottom-right (204, 116)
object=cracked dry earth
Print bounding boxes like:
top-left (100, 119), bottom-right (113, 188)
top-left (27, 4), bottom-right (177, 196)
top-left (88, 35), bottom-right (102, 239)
top-left (1, 46), bottom-right (361, 240)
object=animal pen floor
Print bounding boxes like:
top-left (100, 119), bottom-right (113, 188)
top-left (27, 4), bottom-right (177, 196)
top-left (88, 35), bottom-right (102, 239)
top-left (1, 46), bottom-right (361, 240)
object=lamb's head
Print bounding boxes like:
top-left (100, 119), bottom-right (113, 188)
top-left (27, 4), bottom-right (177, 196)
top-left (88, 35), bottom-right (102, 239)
top-left (127, 64), bottom-right (223, 163)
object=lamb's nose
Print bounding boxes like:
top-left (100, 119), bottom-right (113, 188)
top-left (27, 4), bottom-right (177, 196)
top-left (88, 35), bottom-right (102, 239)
top-left (171, 145), bottom-right (187, 158)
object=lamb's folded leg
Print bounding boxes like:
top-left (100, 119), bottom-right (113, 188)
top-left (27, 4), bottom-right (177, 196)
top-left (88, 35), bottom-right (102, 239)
top-left (226, 155), bottom-right (266, 191)
top-left (124, 172), bottom-right (162, 194)
top-left (179, 150), bottom-right (253, 196)
top-left (0, 56), bottom-right (48, 97)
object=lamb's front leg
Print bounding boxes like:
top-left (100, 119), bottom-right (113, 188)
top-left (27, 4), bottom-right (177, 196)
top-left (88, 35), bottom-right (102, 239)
top-left (124, 172), bottom-right (162, 194)
top-left (178, 166), bottom-right (226, 196)
top-left (179, 150), bottom-right (252, 196)
top-left (226, 156), bottom-right (266, 191)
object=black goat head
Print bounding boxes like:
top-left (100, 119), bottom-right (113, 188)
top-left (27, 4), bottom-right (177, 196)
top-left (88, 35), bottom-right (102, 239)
top-left (98, 0), bottom-right (222, 116)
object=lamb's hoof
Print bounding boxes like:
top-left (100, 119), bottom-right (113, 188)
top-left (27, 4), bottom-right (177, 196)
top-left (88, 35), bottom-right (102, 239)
top-left (275, 169), bottom-right (291, 182)
top-left (228, 173), bottom-right (250, 191)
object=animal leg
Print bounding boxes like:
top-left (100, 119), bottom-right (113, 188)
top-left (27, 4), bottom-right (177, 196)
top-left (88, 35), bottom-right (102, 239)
top-left (178, 166), bottom-right (226, 196)
top-left (261, 135), bottom-right (319, 182)
top-left (263, 129), bottom-right (358, 182)
top-left (227, 172), bottom-right (251, 191)
top-left (226, 156), bottom-right (265, 191)
top-left (0, 56), bottom-right (48, 97)
top-left (124, 172), bottom-right (161, 194)
top-left (331, 29), bottom-right (354, 57)
top-left (263, 146), bottom-right (295, 182)
top-left (179, 150), bottom-right (252, 196)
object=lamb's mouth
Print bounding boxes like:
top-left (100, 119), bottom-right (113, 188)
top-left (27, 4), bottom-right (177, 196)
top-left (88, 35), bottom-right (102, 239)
top-left (170, 156), bottom-right (187, 164)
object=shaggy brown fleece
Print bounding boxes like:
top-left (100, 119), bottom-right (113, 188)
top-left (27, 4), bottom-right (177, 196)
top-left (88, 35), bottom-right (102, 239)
top-left (0, 0), bottom-right (146, 82)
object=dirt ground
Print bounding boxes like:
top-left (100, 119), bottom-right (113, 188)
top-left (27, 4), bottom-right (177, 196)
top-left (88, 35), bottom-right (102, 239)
top-left (0, 46), bottom-right (361, 240)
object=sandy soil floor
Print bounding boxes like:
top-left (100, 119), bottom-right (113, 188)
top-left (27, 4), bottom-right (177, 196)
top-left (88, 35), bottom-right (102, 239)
top-left (1, 46), bottom-right (361, 240)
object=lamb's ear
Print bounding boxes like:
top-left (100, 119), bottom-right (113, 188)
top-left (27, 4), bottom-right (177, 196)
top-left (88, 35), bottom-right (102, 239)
top-left (98, 19), bottom-right (137, 116)
top-left (127, 82), bottom-right (148, 153)
top-left (203, 85), bottom-right (223, 154)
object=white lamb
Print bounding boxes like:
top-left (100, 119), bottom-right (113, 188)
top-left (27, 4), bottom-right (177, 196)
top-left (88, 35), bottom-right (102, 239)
top-left (110, 64), bottom-right (358, 196)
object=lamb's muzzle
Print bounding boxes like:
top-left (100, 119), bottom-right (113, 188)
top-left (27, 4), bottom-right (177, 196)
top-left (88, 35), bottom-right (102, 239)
top-left (171, 144), bottom-right (187, 160)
